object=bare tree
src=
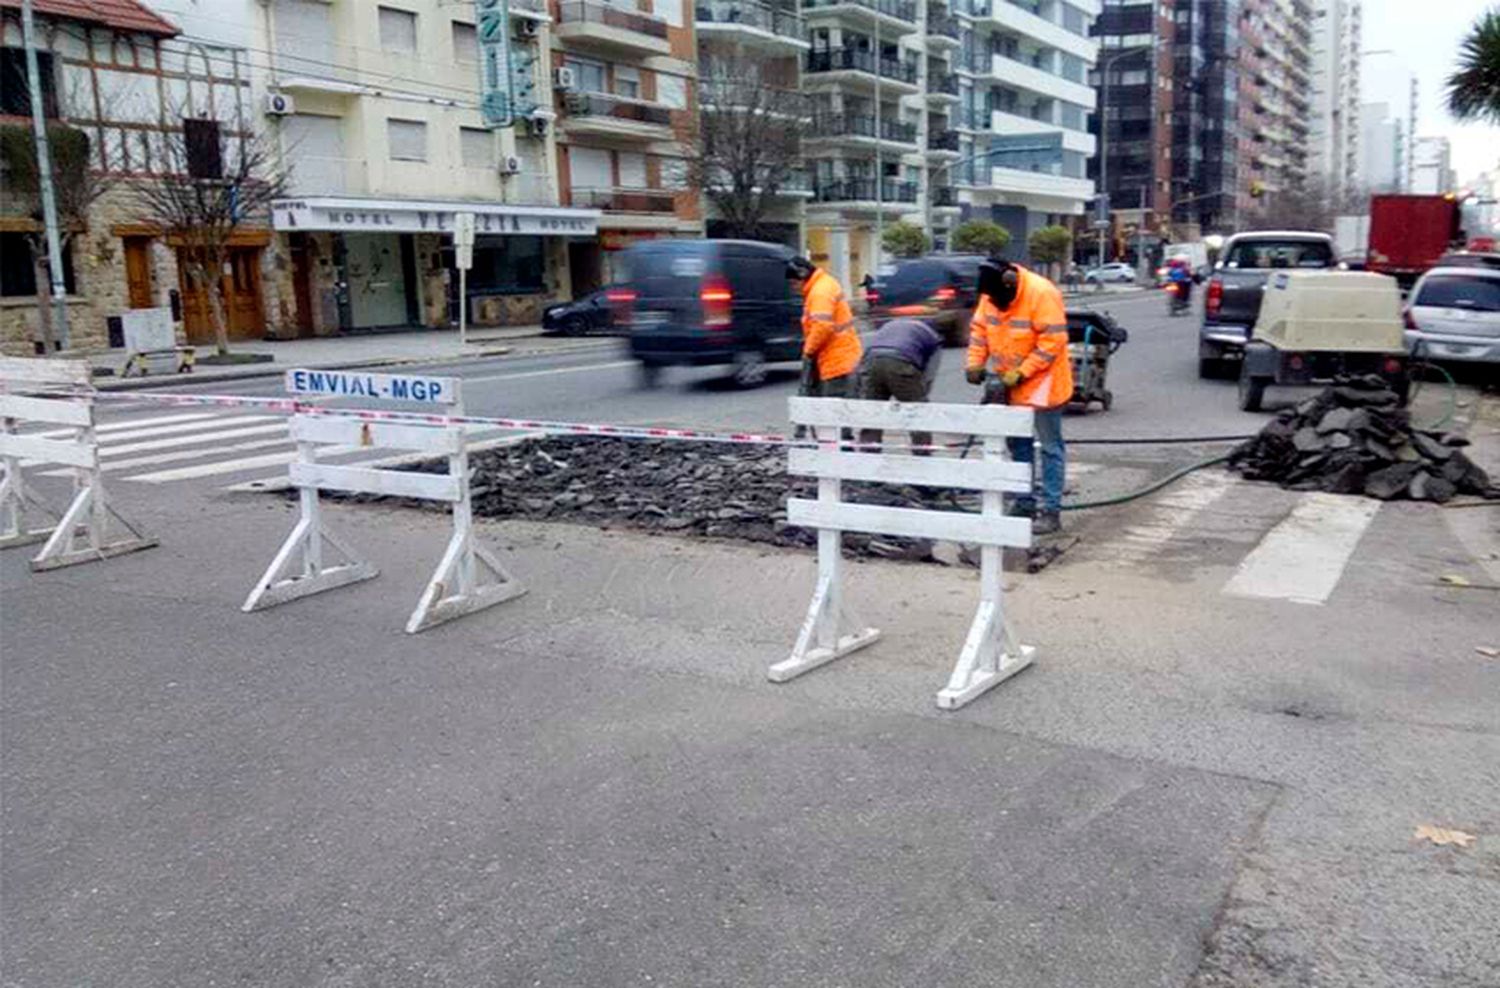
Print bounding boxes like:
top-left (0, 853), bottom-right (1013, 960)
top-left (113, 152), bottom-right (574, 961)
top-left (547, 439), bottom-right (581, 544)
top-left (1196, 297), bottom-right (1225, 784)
top-left (0, 122), bottom-right (115, 352)
top-left (684, 51), bottom-right (808, 241)
top-left (133, 118), bottom-right (287, 356)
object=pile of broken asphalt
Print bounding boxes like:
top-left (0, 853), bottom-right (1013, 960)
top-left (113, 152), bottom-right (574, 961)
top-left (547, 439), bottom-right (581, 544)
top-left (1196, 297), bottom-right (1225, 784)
top-left (1228, 378), bottom-right (1498, 502)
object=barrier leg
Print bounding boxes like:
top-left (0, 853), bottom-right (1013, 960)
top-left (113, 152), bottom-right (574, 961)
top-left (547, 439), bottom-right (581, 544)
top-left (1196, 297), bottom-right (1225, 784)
top-left (405, 446), bottom-right (525, 633)
top-left (937, 438), bottom-right (1034, 709)
top-left (0, 454), bottom-right (59, 549)
top-left (29, 467), bottom-right (157, 571)
top-left (770, 476), bottom-right (880, 682)
top-left (242, 458), bottom-right (377, 612)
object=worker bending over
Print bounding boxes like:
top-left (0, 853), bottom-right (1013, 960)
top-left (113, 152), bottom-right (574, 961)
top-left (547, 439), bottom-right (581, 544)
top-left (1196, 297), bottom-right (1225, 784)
top-left (966, 259), bottom-right (1073, 534)
top-left (857, 317), bottom-right (943, 453)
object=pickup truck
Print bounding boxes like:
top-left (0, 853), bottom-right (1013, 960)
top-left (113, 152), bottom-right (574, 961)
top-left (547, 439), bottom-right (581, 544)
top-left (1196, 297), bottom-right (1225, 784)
top-left (1199, 231), bottom-right (1337, 378)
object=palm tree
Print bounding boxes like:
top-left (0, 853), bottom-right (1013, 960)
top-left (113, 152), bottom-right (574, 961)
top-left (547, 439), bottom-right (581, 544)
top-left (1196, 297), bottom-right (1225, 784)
top-left (1447, 7), bottom-right (1500, 124)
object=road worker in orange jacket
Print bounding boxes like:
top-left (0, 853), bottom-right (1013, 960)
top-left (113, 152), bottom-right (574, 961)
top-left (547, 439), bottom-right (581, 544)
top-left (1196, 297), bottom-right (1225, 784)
top-left (966, 259), bottom-right (1074, 534)
top-left (787, 255), bottom-right (863, 398)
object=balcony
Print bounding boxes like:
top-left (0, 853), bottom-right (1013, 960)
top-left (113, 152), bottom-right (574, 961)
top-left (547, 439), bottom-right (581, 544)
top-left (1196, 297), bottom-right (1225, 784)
top-left (952, 0), bottom-right (990, 17)
top-left (802, 0), bottom-right (917, 28)
top-left (812, 178), bottom-right (919, 206)
top-left (932, 185), bottom-right (960, 208)
top-left (695, 0), bottom-right (809, 52)
top-left (988, 0), bottom-right (1097, 63)
top-left (990, 108), bottom-right (1095, 154)
top-left (806, 47), bottom-right (920, 92)
top-left (927, 129), bottom-right (961, 155)
top-left (985, 165), bottom-right (1094, 205)
top-left (926, 71), bottom-right (960, 100)
top-left (571, 186), bottom-right (677, 213)
top-left (556, 0), bottom-right (671, 56)
top-left (807, 114), bottom-right (918, 145)
top-left (562, 92), bottom-right (675, 141)
top-left (508, 0), bottom-right (549, 17)
top-left (926, 11), bottom-right (961, 46)
top-left (990, 53), bottom-right (1096, 108)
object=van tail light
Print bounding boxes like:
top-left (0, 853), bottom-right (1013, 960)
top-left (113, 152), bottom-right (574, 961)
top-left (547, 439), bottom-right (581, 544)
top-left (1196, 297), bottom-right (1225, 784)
top-left (606, 288), bottom-right (637, 326)
top-left (1288, 354), bottom-right (1304, 370)
top-left (930, 286), bottom-right (957, 304)
top-left (1402, 308), bottom-right (1417, 331)
top-left (864, 288), bottom-right (880, 305)
top-left (1384, 357), bottom-right (1403, 374)
top-left (700, 276), bottom-right (733, 329)
top-left (1205, 278), bottom-right (1224, 318)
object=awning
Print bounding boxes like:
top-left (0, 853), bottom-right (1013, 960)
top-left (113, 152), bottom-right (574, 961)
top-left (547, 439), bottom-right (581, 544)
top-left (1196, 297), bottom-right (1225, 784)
top-left (271, 197), bottom-right (601, 236)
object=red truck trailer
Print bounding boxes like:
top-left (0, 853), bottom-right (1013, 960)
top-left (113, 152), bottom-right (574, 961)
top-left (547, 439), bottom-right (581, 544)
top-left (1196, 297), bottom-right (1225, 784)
top-left (1365, 194), bottom-right (1464, 290)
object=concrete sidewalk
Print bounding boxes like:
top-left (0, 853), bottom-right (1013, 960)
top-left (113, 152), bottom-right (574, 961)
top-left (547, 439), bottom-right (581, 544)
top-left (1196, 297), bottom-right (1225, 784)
top-left (90, 324), bottom-right (615, 390)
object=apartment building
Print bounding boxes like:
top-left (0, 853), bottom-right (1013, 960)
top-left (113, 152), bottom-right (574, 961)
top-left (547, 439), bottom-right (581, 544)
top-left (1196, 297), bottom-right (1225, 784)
top-left (1238, 0), bottom-right (1314, 218)
top-left (952, 0), bottom-right (1099, 263)
top-left (1166, 1), bottom-right (1238, 234)
top-left (1308, 0), bottom-right (1360, 204)
top-left (0, 0), bottom-right (255, 354)
top-left (1411, 136), bottom-right (1454, 196)
top-left (694, 0), bottom-right (810, 246)
top-left (552, 0), bottom-right (700, 290)
top-left (1358, 102), bottom-right (1403, 194)
top-left (1089, 0), bottom-right (1175, 254)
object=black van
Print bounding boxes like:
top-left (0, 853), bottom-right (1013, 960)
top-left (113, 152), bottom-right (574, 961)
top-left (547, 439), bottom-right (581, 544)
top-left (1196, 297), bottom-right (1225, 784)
top-left (617, 240), bottom-right (804, 387)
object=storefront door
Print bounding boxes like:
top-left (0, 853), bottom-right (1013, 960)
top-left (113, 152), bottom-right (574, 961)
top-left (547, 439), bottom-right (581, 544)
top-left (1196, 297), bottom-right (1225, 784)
top-left (344, 233), bottom-right (412, 329)
top-left (177, 247), bottom-right (266, 343)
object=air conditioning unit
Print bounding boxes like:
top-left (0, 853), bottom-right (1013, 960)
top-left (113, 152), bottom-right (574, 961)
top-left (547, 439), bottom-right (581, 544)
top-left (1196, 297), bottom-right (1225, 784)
top-left (525, 117), bottom-right (549, 138)
top-left (516, 18), bottom-right (540, 39)
top-left (553, 66), bottom-right (576, 91)
top-left (264, 92), bottom-right (295, 116)
top-left (499, 155), bottom-right (523, 175)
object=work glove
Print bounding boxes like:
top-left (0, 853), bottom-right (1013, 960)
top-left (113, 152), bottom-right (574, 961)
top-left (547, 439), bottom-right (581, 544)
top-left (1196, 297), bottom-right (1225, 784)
top-left (799, 357), bottom-right (820, 395)
top-left (1000, 370), bottom-right (1023, 388)
top-left (965, 366), bottom-right (985, 386)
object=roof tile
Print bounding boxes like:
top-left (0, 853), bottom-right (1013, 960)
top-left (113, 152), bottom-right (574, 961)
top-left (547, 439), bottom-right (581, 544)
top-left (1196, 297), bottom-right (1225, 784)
top-left (0, 0), bottom-right (179, 38)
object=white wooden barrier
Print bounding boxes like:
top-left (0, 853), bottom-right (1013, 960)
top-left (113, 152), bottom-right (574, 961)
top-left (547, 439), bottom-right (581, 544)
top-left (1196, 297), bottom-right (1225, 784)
top-left (243, 370), bottom-right (525, 633)
top-left (774, 397), bottom-right (1036, 710)
top-left (0, 357), bottom-right (156, 569)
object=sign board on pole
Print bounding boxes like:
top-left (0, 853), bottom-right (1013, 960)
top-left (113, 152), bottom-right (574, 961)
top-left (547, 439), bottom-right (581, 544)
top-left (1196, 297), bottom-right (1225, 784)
top-left (476, 0), bottom-right (514, 127)
top-left (454, 212), bottom-right (476, 271)
top-left (284, 369), bottom-right (462, 406)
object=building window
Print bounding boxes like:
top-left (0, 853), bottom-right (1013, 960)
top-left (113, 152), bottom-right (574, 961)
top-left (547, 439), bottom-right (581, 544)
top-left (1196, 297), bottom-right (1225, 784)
top-left (387, 118), bottom-right (427, 161)
top-left (460, 126), bottom-right (494, 168)
top-left (614, 65), bottom-right (641, 99)
top-left (0, 233), bottom-right (77, 297)
top-left (565, 56), bottom-right (607, 94)
top-left (452, 21), bottom-right (478, 62)
top-left (470, 236), bottom-right (544, 294)
top-left (1059, 53), bottom-right (1086, 83)
top-left (378, 7), bottom-right (418, 53)
top-left (1060, 3), bottom-right (1087, 36)
top-left (1, 48), bottom-right (58, 117)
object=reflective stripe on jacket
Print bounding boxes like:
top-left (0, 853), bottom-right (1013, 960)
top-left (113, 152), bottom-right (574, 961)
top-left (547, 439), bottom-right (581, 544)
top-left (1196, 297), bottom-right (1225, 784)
top-left (965, 265), bottom-right (1074, 409)
top-left (801, 268), bottom-right (863, 380)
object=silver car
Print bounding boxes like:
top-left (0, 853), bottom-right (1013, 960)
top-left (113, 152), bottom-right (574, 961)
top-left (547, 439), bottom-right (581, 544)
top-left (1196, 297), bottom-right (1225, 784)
top-left (1404, 266), bottom-right (1500, 365)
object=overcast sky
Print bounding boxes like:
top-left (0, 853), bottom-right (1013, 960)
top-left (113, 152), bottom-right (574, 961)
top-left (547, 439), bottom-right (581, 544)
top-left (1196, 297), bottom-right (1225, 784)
top-left (1360, 0), bottom-right (1500, 185)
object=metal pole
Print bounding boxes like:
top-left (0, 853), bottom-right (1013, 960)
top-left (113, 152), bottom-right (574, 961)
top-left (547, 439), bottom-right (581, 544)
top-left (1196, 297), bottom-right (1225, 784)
top-left (1098, 51), bottom-right (1109, 272)
top-left (873, 11), bottom-right (883, 279)
top-left (21, 0), bottom-right (70, 350)
top-left (459, 265), bottom-right (467, 346)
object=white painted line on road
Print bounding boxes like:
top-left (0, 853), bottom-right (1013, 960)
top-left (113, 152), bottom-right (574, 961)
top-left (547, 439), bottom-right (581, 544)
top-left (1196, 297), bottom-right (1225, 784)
top-left (464, 360), bottom-right (638, 384)
top-left (1095, 469), bottom-right (1236, 565)
top-left (94, 413), bottom-right (279, 443)
top-left (1221, 493), bottom-right (1380, 605)
top-left (26, 411), bottom-right (223, 439)
top-left (99, 422), bottom-right (288, 458)
top-left (123, 450), bottom-right (307, 483)
top-left (64, 437), bottom-right (292, 474)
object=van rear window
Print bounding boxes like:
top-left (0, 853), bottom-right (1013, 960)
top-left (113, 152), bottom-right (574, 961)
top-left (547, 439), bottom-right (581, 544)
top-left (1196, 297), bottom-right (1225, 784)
top-left (1224, 241), bottom-right (1333, 270)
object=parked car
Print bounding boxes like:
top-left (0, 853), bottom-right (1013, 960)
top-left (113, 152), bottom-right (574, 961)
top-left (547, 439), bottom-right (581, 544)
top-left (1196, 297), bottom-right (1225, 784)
top-left (1431, 251), bottom-right (1500, 272)
top-left (542, 287), bottom-right (618, 336)
top-left (617, 240), bottom-right (803, 387)
top-left (1084, 262), bottom-right (1136, 284)
top-left (866, 254), bottom-right (986, 346)
top-left (1199, 230), bottom-right (1336, 378)
top-left (1403, 265), bottom-right (1500, 366)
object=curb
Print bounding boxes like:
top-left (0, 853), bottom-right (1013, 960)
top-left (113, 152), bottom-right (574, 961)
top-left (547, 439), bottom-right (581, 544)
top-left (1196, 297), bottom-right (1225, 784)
top-left (92, 336), bottom-right (623, 392)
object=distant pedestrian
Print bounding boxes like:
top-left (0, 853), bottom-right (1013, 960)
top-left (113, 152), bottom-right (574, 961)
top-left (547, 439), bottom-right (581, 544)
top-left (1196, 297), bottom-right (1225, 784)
top-left (857, 317), bottom-right (944, 453)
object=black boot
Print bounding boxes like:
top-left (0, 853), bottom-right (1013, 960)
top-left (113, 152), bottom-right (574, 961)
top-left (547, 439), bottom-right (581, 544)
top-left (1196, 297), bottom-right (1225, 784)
top-left (1032, 511), bottom-right (1062, 536)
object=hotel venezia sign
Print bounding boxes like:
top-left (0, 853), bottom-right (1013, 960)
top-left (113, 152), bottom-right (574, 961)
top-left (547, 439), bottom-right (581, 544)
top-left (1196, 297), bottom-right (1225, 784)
top-left (272, 198), bottom-right (599, 236)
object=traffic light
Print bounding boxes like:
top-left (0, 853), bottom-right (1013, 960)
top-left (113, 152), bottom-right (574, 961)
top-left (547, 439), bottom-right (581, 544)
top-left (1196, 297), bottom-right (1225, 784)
top-left (1249, 180), bottom-right (1266, 199)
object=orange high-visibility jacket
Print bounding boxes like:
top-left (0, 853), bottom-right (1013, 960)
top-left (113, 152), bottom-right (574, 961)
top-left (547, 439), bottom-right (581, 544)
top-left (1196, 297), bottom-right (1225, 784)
top-left (966, 265), bottom-right (1074, 409)
top-left (801, 268), bottom-right (863, 380)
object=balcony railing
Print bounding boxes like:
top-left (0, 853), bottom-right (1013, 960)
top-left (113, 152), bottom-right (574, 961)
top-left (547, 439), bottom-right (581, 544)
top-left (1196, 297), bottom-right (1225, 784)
top-left (557, 1), bottom-right (669, 40)
top-left (564, 92), bottom-right (673, 126)
top-left (926, 11), bottom-right (960, 40)
top-left (571, 187), bottom-right (677, 212)
top-left (927, 129), bottom-right (960, 152)
top-left (802, 0), bottom-right (917, 22)
top-left (932, 185), bottom-right (958, 206)
top-left (806, 47), bottom-right (919, 84)
top-left (952, 0), bottom-right (990, 16)
top-left (695, 0), bottom-right (806, 41)
top-left (508, 0), bottom-right (548, 14)
top-left (809, 114), bottom-right (917, 143)
top-left (928, 72), bottom-right (959, 96)
top-left (813, 179), bottom-right (918, 204)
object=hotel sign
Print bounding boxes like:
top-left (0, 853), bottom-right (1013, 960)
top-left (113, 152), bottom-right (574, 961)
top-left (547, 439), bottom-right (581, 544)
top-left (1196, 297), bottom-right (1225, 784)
top-left (271, 199), bottom-right (599, 236)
